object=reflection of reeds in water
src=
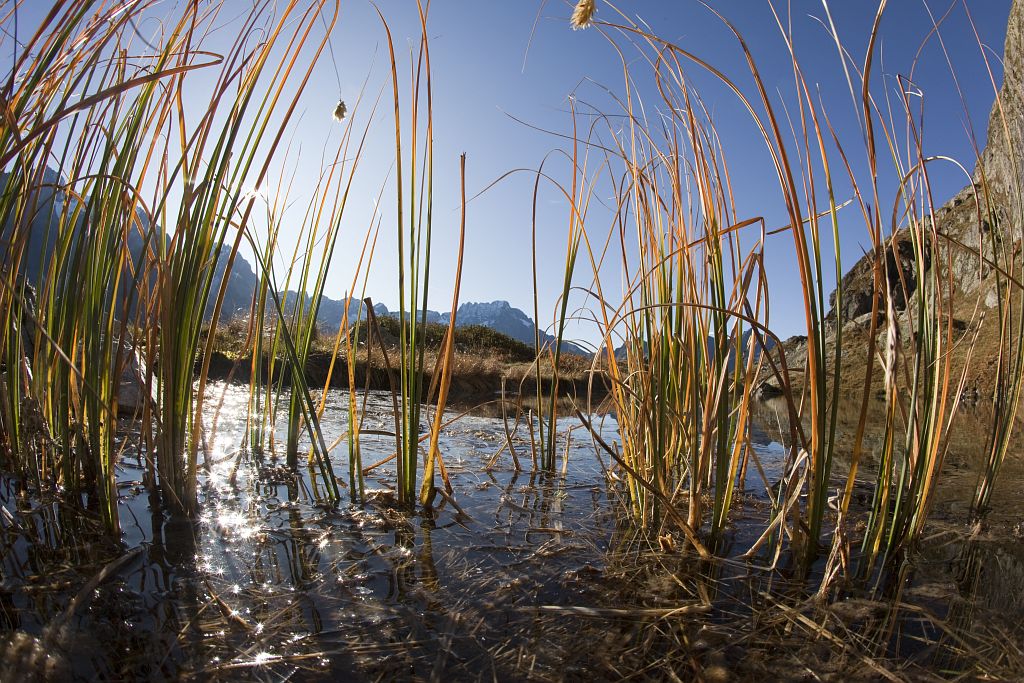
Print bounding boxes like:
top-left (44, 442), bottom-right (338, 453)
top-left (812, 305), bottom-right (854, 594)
top-left (2, 398), bottom-right (1022, 680)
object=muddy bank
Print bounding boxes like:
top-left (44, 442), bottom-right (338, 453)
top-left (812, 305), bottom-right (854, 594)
top-left (200, 350), bottom-right (607, 405)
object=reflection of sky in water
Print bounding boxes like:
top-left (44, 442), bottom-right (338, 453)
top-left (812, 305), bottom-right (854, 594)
top-left (200, 381), bottom-right (639, 482)
top-left (203, 382), bottom-right (786, 494)
top-left (191, 382), bottom-right (792, 587)
top-left (105, 382), bottom-right (802, 674)
top-left (190, 384), bottom-right (654, 616)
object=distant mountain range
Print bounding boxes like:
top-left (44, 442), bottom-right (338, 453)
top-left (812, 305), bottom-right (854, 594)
top-left (281, 291), bottom-right (591, 357)
top-left (2, 168), bottom-right (590, 357)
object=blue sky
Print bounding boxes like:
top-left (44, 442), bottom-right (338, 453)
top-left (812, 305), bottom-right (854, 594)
top-left (9, 1), bottom-right (1014, 344)
top-left (299, 0), bottom-right (1011, 343)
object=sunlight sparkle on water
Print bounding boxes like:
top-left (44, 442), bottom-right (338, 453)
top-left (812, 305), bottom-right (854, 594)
top-left (199, 558), bottom-right (226, 575)
top-left (212, 507), bottom-right (260, 540)
top-left (251, 651), bottom-right (276, 665)
top-left (200, 383), bottom-right (254, 485)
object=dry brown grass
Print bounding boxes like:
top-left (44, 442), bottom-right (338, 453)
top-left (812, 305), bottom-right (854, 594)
top-left (203, 319), bottom-right (600, 404)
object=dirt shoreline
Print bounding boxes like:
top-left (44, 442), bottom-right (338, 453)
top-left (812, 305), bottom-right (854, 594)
top-left (200, 350), bottom-right (608, 405)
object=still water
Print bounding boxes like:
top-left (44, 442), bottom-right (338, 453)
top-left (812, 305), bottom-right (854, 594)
top-left (1, 383), bottom-right (1022, 680)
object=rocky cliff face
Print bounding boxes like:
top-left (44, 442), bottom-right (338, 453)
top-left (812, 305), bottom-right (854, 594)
top-left (949, 0), bottom-right (1024, 301)
top-left (830, 0), bottom-right (1022, 325)
top-left (978, 0), bottom-right (1024, 213)
top-left (773, 1), bottom-right (1022, 397)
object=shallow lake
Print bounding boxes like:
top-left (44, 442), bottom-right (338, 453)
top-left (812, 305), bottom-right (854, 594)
top-left (2, 383), bottom-right (1023, 680)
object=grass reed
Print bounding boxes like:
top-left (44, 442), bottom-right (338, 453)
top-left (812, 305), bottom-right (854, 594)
top-left (0, 0), bottom-right (1021, 602)
top-left (565, 0), bottom-right (1020, 579)
top-left (0, 0), bottom-right (344, 521)
top-left (377, 1), bottom-right (464, 508)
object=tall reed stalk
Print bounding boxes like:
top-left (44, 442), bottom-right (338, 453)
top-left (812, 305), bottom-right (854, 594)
top-left (529, 102), bottom-right (596, 473)
top-left (153, 1), bottom-right (342, 516)
top-left (265, 89), bottom-right (373, 473)
top-left (0, 0), bottom-right (203, 532)
top-left (568, 9), bottom-right (775, 546)
top-left (316, 192), bottom-right (384, 503)
top-left (378, 1), bottom-right (438, 507)
top-left (420, 153), bottom-right (468, 506)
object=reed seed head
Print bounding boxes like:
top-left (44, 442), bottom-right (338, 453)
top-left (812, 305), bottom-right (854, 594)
top-left (570, 0), bottom-right (595, 30)
top-left (333, 100), bottom-right (347, 122)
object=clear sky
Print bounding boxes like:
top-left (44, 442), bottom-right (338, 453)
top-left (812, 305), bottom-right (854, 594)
top-left (295, 0), bottom-right (1011, 344)
top-left (9, 0), bottom-right (1014, 344)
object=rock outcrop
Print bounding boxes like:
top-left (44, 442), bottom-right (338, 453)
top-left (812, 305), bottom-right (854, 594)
top-left (977, 0), bottom-right (1024, 213)
top-left (828, 235), bottom-right (930, 323)
top-left (774, 1), bottom-right (1022, 397)
top-left (829, 0), bottom-right (1021, 328)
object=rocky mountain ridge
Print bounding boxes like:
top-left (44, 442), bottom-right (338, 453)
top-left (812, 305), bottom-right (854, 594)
top-left (288, 293), bottom-right (591, 357)
top-left (2, 174), bottom-right (590, 357)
